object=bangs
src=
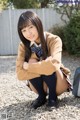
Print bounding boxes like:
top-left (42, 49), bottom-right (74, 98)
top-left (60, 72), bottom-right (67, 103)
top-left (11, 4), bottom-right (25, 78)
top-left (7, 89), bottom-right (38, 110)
top-left (18, 18), bottom-right (32, 30)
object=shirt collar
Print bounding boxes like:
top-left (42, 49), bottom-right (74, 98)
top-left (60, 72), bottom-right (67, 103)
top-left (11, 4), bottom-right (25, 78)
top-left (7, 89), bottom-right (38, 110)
top-left (30, 41), bottom-right (41, 47)
top-left (30, 32), bottom-right (46, 47)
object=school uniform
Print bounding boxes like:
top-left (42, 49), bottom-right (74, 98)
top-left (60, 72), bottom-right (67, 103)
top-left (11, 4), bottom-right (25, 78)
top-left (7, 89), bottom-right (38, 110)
top-left (16, 32), bottom-right (70, 81)
top-left (16, 31), bottom-right (72, 109)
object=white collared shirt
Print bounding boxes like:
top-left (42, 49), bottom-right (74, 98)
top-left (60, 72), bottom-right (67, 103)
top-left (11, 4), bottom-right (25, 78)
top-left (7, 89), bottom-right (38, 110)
top-left (30, 32), bottom-right (46, 47)
top-left (30, 41), bottom-right (41, 47)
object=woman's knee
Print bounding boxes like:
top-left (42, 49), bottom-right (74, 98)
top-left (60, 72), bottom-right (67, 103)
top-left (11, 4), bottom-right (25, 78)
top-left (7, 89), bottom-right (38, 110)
top-left (28, 82), bottom-right (38, 93)
top-left (28, 81), bottom-right (48, 94)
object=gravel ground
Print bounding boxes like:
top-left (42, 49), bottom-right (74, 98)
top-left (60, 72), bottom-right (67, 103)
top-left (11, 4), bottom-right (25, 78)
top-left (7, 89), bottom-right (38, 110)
top-left (0, 53), bottom-right (80, 120)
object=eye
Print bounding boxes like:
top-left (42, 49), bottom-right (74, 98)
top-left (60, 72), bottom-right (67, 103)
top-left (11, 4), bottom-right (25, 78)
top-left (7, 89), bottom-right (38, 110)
top-left (21, 29), bottom-right (26, 33)
top-left (30, 26), bottom-right (33, 28)
top-left (29, 25), bottom-right (34, 29)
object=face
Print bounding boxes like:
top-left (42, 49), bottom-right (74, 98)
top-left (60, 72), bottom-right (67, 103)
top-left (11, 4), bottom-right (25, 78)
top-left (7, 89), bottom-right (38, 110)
top-left (21, 23), bottom-right (39, 42)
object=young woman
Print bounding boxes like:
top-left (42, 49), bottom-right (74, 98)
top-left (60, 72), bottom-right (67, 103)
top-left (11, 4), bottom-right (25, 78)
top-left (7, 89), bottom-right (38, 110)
top-left (16, 11), bottom-right (72, 109)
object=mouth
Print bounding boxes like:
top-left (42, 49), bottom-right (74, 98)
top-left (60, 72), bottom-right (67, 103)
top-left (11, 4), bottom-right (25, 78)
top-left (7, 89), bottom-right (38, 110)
top-left (28, 35), bottom-right (35, 40)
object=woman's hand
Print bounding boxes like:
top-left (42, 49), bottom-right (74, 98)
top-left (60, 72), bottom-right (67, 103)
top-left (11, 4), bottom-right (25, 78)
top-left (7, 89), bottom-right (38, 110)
top-left (23, 62), bottom-right (29, 70)
top-left (45, 56), bottom-right (52, 61)
top-left (23, 59), bottom-right (38, 70)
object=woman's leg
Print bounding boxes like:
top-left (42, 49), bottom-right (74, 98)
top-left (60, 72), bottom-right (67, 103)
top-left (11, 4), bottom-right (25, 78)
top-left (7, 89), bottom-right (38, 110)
top-left (56, 69), bottom-right (69, 95)
top-left (29, 77), bottom-right (46, 109)
top-left (28, 69), bottom-right (70, 96)
top-left (29, 81), bottom-right (47, 94)
top-left (42, 73), bottom-right (57, 107)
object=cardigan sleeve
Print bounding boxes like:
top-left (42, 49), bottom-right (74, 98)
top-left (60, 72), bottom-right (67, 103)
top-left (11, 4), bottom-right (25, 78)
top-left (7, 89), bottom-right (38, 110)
top-left (16, 42), bottom-right (40, 80)
top-left (27, 33), bottom-right (62, 75)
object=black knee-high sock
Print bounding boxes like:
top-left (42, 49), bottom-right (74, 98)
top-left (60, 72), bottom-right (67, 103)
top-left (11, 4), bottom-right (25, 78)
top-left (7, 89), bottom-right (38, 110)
top-left (42, 73), bottom-right (57, 101)
top-left (30, 77), bottom-right (46, 99)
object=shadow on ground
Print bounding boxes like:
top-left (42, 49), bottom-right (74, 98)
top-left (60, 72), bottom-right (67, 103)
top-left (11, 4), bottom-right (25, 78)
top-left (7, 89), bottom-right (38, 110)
top-left (0, 95), bottom-right (80, 120)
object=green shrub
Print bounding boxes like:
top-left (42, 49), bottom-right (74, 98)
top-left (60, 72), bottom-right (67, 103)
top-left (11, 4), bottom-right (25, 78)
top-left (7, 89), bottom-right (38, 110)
top-left (49, 26), bottom-right (66, 50)
top-left (63, 11), bottom-right (80, 56)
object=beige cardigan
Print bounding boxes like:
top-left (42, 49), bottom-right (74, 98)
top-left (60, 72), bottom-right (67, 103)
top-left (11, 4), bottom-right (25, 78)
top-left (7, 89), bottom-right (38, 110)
top-left (16, 32), bottom-right (70, 80)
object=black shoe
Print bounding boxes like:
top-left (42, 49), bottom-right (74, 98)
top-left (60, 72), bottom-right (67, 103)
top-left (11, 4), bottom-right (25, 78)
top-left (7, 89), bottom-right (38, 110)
top-left (47, 99), bottom-right (58, 108)
top-left (31, 97), bottom-right (47, 109)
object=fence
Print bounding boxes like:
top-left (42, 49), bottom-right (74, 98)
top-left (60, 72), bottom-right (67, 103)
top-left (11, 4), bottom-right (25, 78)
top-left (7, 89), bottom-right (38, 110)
top-left (0, 8), bottom-right (67, 55)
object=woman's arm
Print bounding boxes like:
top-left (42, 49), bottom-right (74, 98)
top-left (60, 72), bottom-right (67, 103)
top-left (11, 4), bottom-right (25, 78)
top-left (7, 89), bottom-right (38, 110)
top-left (23, 58), bottom-right (38, 70)
top-left (26, 34), bottom-right (62, 75)
top-left (16, 42), bottom-right (40, 80)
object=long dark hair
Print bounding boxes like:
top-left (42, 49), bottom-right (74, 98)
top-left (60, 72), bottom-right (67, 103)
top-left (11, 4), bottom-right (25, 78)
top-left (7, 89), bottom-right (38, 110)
top-left (18, 11), bottom-right (48, 62)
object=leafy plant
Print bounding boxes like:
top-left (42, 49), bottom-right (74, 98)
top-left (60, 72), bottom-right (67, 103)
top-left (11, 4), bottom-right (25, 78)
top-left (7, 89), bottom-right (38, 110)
top-left (63, 11), bottom-right (80, 56)
top-left (49, 25), bottom-right (66, 50)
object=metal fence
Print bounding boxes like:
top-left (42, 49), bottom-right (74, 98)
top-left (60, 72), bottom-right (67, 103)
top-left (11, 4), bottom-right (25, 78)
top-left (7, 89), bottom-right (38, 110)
top-left (0, 8), bottom-right (67, 55)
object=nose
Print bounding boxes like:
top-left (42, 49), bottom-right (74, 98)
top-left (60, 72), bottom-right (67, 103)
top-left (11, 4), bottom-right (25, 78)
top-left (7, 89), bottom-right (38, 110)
top-left (26, 30), bottom-right (31, 37)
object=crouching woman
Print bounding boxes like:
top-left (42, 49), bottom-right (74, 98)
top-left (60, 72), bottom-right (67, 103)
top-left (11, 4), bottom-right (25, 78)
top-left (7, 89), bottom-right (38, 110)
top-left (16, 11), bottom-right (72, 109)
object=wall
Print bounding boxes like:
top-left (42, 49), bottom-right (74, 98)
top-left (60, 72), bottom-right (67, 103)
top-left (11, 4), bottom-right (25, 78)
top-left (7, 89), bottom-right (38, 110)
top-left (0, 8), bottom-right (67, 55)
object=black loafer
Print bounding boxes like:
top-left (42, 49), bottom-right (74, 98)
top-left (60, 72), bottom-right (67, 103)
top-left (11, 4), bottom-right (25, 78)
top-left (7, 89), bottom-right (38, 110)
top-left (47, 99), bottom-right (58, 108)
top-left (31, 97), bottom-right (47, 109)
